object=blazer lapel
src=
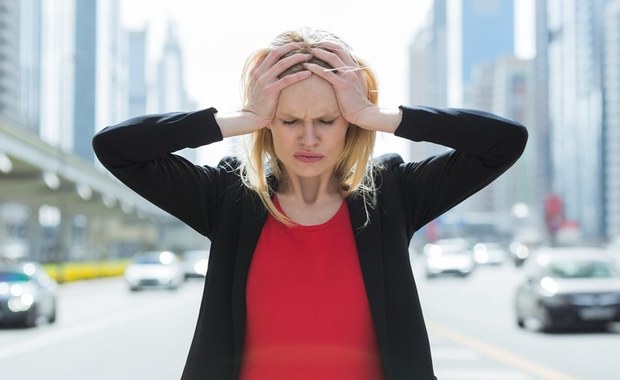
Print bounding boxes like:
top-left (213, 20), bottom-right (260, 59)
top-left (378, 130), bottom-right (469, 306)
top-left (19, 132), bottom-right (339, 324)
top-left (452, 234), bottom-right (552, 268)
top-left (346, 195), bottom-right (389, 360)
top-left (231, 192), bottom-right (267, 377)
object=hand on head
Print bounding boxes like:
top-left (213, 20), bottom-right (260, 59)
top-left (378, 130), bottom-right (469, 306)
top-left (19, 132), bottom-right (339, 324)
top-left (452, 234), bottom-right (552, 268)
top-left (243, 36), bottom-right (378, 131)
top-left (242, 43), bottom-right (312, 130)
top-left (303, 42), bottom-right (376, 128)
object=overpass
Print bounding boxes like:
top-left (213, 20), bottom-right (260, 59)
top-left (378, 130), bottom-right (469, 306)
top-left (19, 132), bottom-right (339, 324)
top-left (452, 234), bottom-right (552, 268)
top-left (0, 117), bottom-right (180, 261)
top-left (0, 117), bottom-right (168, 219)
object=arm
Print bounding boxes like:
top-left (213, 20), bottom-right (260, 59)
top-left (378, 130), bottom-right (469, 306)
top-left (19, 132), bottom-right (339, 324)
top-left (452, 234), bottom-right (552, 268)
top-left (92, 43), bottom-right (314, 236)
top-left (393, 106), bottom-right (528, 233)
top-left (92, 108), bottom-right (227, 237)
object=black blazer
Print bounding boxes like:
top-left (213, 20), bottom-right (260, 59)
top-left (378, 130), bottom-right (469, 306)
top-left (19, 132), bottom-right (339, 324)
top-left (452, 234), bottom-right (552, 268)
top-left (93, 106), bottom-right (527, 380)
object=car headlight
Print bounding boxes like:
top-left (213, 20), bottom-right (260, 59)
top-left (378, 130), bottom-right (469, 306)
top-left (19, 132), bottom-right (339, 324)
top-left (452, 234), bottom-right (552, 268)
top-left (8, 293), bottom-right (34, 312)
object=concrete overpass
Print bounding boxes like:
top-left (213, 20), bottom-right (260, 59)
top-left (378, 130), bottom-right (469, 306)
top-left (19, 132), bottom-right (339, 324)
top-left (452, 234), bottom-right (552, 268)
top-left (0, 117), bottom-right (190, 262)
top-left (0, 117), bottom-right (168, 220)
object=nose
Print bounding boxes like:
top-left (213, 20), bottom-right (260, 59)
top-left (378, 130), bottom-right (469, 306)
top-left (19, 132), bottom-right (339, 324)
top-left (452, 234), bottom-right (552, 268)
top-left (299, 121), bottom-right (319, 147)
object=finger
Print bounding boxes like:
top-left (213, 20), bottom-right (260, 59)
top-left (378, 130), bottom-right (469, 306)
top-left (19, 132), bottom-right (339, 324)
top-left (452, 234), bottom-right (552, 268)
top-left (269, 52), bottom-right (311, 78)
top-left (272, 69), bottom-right (312, 91)
top-left (314, 41), bottom-right (358, 67)
top-left (302, 62), bottom-right (340, 84)
top-left (256, 42), bottom-right (304, 74)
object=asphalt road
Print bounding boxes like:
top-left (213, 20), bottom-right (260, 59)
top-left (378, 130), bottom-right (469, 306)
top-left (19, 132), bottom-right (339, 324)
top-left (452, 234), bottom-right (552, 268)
top-left (0, 261), bottom-right (618, 380)
top-left (413, 258), bottom-right (620, 380)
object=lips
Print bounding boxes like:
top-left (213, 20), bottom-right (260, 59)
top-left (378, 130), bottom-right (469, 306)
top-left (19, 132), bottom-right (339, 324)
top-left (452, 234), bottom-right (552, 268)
top-left (294, 152), bottom-right (323, 163)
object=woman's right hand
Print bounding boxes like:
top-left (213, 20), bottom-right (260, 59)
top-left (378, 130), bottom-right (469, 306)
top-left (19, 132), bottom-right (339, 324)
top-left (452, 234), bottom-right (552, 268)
top-left (216, 44), bottom-right (311, 138)
top-left (242, 43), bottom-right (312, 129)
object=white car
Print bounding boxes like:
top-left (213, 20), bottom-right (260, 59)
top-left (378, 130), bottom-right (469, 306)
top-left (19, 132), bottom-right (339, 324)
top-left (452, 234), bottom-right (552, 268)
top-left (423, 238), bottom-right (475, 278)
top-left (124, 251), bottom-right (184, 291)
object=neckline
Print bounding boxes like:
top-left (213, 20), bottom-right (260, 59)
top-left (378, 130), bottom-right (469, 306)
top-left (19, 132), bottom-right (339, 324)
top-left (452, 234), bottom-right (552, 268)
top-left (273, 196), bottom-right (347, 231)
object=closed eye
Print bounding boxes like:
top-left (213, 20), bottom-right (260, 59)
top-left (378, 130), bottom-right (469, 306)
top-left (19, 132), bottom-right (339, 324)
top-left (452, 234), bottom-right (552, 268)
top-left (282, 119), bottom-right (299, 125)
top-left (319, 119), bottom-right (335, 125)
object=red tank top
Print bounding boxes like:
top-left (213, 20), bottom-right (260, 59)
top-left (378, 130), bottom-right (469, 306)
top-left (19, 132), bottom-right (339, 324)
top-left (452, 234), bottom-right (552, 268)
top-left (238, 199), bottom-right (384, 380)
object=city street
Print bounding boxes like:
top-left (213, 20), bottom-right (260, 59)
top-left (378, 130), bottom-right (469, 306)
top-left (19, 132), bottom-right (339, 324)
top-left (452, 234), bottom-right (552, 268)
top-left (0, 262), bottom-right (618, 380)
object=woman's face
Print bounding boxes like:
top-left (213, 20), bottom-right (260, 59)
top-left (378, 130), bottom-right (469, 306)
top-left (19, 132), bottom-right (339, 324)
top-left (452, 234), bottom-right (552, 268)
top-left (269, 74), bottom-right (349, 182)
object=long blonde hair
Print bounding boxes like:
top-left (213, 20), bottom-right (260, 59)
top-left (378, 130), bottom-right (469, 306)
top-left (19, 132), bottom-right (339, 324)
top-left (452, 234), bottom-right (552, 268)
top-left (239, 28), bottom-right (380, 225)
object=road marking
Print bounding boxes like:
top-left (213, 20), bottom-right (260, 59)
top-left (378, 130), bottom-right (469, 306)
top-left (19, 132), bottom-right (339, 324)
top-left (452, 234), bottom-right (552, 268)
top-left (427, 320), bottom-right (580, 380)
top-left (0, 300), bottom-right (186, 360)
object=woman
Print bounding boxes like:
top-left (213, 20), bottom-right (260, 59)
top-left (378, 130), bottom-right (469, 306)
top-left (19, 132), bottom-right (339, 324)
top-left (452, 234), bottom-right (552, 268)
top-left (93, 29), bottom-right (527, 380)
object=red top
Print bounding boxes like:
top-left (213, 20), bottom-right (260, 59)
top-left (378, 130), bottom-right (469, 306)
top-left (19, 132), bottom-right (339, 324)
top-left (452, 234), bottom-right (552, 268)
top-left (238, 199), bottom-right (384, 380)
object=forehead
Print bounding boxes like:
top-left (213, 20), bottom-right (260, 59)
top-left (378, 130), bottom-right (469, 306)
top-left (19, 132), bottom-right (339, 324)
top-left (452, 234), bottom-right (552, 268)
top-left (276, 75), bottom-right (339, 116)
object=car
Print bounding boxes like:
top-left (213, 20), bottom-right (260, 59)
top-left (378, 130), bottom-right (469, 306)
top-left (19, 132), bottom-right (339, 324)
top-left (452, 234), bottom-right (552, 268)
top-left (0, 261), bottom-right (58, 327)
top-left (181, 249), bottom-right (210, 280)
top-left (124, 251), bottom-right (184, 291)
top-left (472, 242), bottom-right (508, 266)
top-left (514, 247), bottom-right (620, 332)
top-left (423, 238), bottom-right (475, 279)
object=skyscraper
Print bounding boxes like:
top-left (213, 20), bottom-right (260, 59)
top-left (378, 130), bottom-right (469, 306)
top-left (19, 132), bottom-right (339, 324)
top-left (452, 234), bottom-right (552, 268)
top-left (604, 0), bottom-right (620, 238)
top-left (461, 0), bottom-right (515, 87)
top-left (19, 0), bottom-right (42, 135)
top-left (545, 0), bottom-right (607, 240)
top-left (128, 29), bottom-right (148, 118)
top-left (73, 0), bottom-right (97, 161)
top-left (0, 0), bottom-right (20, 123)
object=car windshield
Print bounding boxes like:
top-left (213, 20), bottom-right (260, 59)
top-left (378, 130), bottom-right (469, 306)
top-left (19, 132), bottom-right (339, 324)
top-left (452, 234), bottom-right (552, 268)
top-left (0, 272), bottom-right (30, 282)
top-left (545, 260), bottom-right (619, 279)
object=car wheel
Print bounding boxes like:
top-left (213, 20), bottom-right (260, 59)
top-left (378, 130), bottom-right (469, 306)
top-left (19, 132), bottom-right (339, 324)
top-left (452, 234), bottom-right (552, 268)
top-left (48, 301), bottom-right (57, 324)
top-left (536, 305), bottom-right (554, 332)
top-left (23, 308), bottom-right (38, 328)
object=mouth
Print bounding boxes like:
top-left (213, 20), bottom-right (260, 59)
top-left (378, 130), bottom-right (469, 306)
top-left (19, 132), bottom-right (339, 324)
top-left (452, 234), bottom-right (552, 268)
top-left (294, 152), bottom-right (323, 163)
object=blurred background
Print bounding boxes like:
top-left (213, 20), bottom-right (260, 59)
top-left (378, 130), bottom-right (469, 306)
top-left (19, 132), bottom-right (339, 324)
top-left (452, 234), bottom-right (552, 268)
top-left (1, 0), bottom-right (620, 379)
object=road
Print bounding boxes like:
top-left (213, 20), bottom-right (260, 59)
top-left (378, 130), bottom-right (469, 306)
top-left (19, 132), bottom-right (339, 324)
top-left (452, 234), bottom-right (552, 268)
top-left (0, 261), bottom-right (618, 380)
top-left (413, 258), bottom-right (620, 380)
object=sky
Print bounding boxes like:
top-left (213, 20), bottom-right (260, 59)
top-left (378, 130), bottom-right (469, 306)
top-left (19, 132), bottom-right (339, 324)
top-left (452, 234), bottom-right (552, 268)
top-left (120, 0), bottom-right (534, 162)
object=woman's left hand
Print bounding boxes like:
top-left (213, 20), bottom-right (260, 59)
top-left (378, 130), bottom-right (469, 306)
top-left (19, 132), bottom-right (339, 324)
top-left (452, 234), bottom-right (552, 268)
top-left (304, 42), bottom-right (400, 132)
top-left (303, 42), bottom-right (377, 127)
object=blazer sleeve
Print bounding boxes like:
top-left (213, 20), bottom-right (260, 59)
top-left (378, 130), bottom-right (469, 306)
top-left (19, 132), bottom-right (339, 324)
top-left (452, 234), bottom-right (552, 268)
top-left (91, 107), bottom-right (229, 238)
top-left (391, 106), bottom-right (528, 235)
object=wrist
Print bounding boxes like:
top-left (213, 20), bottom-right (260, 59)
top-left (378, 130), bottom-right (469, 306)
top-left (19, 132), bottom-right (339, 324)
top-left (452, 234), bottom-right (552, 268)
top-left (215, 110), bottom-right (267, 138)
top-left (355, 107), bottom-right (402, 133)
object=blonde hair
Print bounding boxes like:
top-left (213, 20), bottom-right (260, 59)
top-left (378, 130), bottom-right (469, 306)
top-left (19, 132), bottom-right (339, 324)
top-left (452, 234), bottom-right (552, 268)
top-left (239, 28), bottom-right (379, 225)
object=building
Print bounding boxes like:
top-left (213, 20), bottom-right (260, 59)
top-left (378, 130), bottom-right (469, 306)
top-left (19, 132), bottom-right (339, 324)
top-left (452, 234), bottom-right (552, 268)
top-left (0, 0), bottom-right (20, 123)
top-left (461, 0), bottom-right (515, 87)
top-left (128, 29), bottom-right (148, 118)
top-left (545, 0), bottom-right (607, 240)
top-left (604, 0), bottom-right (620, 238)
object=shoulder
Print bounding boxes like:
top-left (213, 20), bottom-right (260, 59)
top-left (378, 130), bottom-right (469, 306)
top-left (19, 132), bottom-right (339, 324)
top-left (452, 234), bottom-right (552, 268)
top-left (216, 156), bottom-right (242, 172)
top-left (373, 153), bottom-right (404, 171)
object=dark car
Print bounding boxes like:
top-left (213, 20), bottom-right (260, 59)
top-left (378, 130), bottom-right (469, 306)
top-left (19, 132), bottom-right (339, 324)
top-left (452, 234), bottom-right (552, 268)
top-left (514, 247), bottom-right (620, 332)
top-left (0, 261), bottom-right (58, 327)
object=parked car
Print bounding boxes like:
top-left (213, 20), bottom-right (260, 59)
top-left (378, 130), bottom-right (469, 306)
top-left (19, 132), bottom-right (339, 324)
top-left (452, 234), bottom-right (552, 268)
top-left (514, 247), bottom-right (620, 332)
top-left (181, 249), bottom-right (210, 280)
top-left (124, 251), bottom-right (184, 291)
top-left (0, 261), bottom-right (58, 327)
top-left (423, 238), bottom-right (475, 279)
